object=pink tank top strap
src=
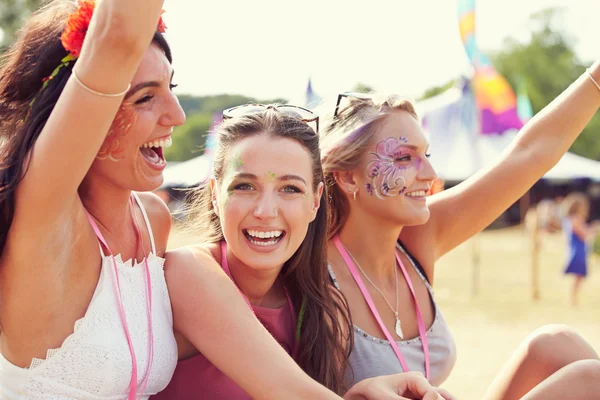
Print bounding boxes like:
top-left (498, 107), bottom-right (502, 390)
top-left (333, 235), bottom-right (430, 380)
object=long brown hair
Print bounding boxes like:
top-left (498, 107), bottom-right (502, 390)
top-left (319, 95), bottom-right (419, 238)
top-left (187, 109), bottom-right (353, 393)
top-left (0, 0), bottom-right (172, 255)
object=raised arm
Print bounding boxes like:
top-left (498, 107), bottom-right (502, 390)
top-left (426, 62), bottom-right (600, 259)
top-left (16, 0), bottom-right (165, 224)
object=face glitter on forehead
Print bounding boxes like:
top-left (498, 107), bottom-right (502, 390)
top-left (232, 153), bottom-right (244, 170)
top-left (266, 171), bottom-right (276, 180)
top-left (96, 103), bottom-right (137, 162)
top-left (365, 136), bottom-right (424, 199)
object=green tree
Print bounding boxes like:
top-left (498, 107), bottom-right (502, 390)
top-left (419, 79), bottom-right (455, 100)
top-left (164, 113), bottom-right (212, 162)
top-left (352, 83), bottom-right (374, 93)
top-left (491, 7), bottom-right (600, 160)
top-left (0, 0), bottom-right (44, 50)
top-left (166, 94), bottom-right (289, 162)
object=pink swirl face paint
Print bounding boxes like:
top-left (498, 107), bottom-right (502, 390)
top-left (365, 136), bottom-right (424, 199)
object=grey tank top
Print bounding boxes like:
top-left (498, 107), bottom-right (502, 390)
top-left (329, 242), bottom-right (456, 387)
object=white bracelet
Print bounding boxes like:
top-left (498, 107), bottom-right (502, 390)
top-left (72, 69), bottom-right (131, 98)
top-left (585, 68), bottom-right (600, 93)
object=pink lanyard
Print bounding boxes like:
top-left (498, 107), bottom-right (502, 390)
top-left (220, 241), bottom-right (298, 358)
top-left (333, 235), bottom-right (430, 380)
top-left (85, 195), bottom-right (154, 400)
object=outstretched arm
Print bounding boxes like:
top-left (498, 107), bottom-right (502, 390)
top-left (165, 247), bottom-right (340, 400)
top-left (424, 62), bottom-right (600, 260)
top-left (167, 247), bottom-right (446, 400)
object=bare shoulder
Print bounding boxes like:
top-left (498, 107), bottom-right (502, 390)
top-left (164, 243), bottom-right (220, 275)
top-left (163, 243), bottom-right (226, 308)
top-left (136, 191), bottom-right (171, 255)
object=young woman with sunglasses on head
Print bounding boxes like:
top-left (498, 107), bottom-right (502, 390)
top-left (0, 0), bottom-right (186, 397)
top-left (154, 105), bottom-right (456, 400)
top-left (319, 64), bottom-right (600, 399)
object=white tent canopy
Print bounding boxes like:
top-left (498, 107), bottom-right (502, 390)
top-left (161, 86), bottom-right (600, 189)
top-left (161, 155), bottom-right (212, 189)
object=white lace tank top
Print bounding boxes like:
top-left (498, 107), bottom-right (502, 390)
top-left (0, 193), bottom-right (178, 399)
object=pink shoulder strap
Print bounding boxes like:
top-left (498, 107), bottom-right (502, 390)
top-left (84, 195), bottom-right (154, 399)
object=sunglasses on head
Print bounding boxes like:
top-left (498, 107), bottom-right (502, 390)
top-left (222, 104), bottom-right (319, 133)
top-left (333, 92), bottom-right (374, 118)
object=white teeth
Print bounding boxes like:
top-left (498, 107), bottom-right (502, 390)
top-left (140, 137), bottom-right (173, 149)
top-left (246, 230), bottom-right (283, 239)
top-left (406, 190), bottom-right (427, 197)
top-left (248, 239), bottom-right (278, 246)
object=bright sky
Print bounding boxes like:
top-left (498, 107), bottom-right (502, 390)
top-left (163, 0), bottom-right (599, 102)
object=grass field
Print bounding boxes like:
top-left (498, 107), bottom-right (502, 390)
top-left (168, 226), bottom-right (600, 399)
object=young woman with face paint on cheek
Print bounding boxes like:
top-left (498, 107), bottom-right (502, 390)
top-left (320, 86), bottom-right (600, 399)
top-left (156, 108), bottom-right (455, 400)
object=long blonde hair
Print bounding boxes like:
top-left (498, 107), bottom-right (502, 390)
top-left (562, 192), bottom-right (590, 219)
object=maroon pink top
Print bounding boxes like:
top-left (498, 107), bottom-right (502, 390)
top-left (152, 242), bottom-right (295, 399)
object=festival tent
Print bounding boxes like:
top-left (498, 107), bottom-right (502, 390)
top-left (416, 82), bottom-right (600, 183)
top-left (161, 154), bottom-right (211, 189)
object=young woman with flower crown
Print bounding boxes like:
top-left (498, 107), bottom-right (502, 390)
top-left (0, 0), bottom-right (184, 397)
top-left (0, 1), bottom-right (454, 399)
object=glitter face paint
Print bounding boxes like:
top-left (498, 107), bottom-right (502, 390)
top-left (365, 136), bottom-right (424, 199)
top-left (224, 153), bottom-right (245, 205)
top-left (232, 153), bottom-right (244, 171)
top-left (97, 103), bottom-right (137, 162)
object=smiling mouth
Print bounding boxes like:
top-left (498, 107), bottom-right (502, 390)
top-left (139, 136), bottom-right (172, 165)
top-left (405, 190), bottom-right (428, 198)
top-left (243, 229), bottom-right (286, 246)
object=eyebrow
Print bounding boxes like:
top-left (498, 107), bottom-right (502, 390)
top-left (124, 70), bottom-right (175, 100)
top-left (397, 143), bottom-right (431, 152)
top-left (232, 172), bottom-right (307, 185)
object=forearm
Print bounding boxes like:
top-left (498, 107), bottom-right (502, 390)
top-left (512, 61), bottom-right (600, 171)
top-left (76, 0), bottom-right (165, 90)
top-left (167, 248), bottom-right (341, 400)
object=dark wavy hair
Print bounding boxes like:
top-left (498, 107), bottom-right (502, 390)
top-left (0, 0), bottom-right (172, 255)
top-left (186, 109), bottom-right (354, 393)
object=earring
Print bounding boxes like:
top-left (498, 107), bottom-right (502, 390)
top-left (353, 189), bottom-right (358, 201)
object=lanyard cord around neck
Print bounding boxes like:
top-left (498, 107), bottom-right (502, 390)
top-left (85, 195), bottom-right (154, 399)
top-left (333, 235), bottom-right (430, 380)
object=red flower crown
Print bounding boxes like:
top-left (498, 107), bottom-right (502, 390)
top-left (62, 0), bottom-right (167, 58)
top-left (37, 0), bottom-right (166, 95)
